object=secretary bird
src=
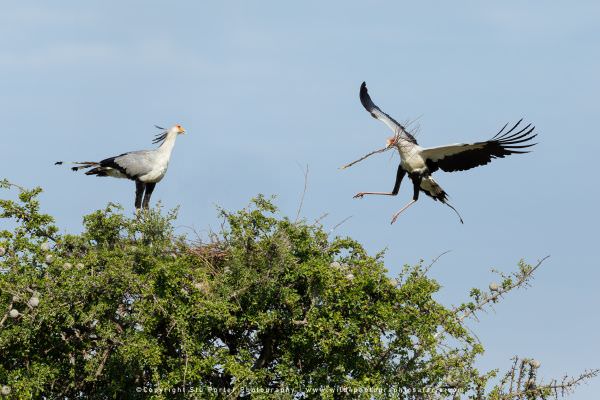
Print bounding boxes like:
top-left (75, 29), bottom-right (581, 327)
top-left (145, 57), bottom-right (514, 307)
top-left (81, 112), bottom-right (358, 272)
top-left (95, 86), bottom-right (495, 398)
top-left (343, 82), bottom-right (536, 224)
top-left (56, 124), bottom-right (185, 209)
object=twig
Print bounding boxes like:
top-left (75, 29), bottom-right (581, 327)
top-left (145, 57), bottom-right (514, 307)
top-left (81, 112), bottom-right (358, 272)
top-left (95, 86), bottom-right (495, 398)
top-left (340, 145), bottom-right (392, 170)
top-left (508, 356), bottom-right (519, 394)
top-left (295, 164), bottom-right (309, 222)
top-left (330, 216), bottom-right (352, 233)
top-left (313, 213), bottom-right (329, 225)
top-left (423, 250), bottom-right (451, 274)
top-left (515, 358), bottom-right (526, 393)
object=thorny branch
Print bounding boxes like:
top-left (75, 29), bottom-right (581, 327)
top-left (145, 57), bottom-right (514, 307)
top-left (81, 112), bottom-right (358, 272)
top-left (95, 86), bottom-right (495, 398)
top-left (454, 256), bottom-right (550, 326)
top-left (497, 356), bottom-right (599, 400)
top-left (433, 256), bottom-right (550, 344)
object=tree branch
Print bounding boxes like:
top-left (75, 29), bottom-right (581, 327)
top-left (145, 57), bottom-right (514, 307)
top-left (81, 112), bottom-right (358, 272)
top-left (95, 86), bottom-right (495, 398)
top-left (252, 329), bottom-right (277, 370)
top-left (94, 348), bottom-right (111, 378)
top-left (434, 256), bottom-right (550, 342)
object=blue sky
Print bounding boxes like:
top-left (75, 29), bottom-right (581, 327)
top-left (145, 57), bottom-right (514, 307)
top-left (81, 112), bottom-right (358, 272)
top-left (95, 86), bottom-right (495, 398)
top-left (1, 1), bottom-right (599, 397)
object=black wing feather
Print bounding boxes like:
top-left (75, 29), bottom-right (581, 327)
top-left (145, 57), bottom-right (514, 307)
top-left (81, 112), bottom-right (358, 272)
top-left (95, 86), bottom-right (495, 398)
top-left (359, 82), bottom-right (418, 145)
top-left (425, 121), bottom-right (537, 173)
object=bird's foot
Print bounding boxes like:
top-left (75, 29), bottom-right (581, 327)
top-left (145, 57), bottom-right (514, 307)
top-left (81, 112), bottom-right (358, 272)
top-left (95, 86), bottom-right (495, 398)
top-left (353, 192), bottom-right (366, 199)
top-left (390, 215), bottom-right (399, 225)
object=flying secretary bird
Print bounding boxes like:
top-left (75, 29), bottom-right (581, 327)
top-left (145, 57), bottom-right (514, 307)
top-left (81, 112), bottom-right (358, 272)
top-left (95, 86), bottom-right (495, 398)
top-left (56, 124), bottom-right (185, 209)
top-left (343, 82), bottom-right (536, 224)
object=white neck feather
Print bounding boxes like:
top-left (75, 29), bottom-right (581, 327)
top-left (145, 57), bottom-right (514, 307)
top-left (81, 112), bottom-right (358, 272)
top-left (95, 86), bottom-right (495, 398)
top-left (157, 131), bottom-right (178, 157)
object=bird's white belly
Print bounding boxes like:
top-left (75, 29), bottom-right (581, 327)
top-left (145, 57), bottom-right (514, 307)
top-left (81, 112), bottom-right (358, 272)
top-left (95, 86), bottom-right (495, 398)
top-left (399, 147), bottom-right (427, 173)
top-left (139, 166), bottom-right (167, 183)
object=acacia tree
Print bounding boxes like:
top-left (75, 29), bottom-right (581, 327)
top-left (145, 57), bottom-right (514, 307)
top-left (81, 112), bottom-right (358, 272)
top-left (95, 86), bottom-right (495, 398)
top-left (0, 180), bottom-right (596, 399)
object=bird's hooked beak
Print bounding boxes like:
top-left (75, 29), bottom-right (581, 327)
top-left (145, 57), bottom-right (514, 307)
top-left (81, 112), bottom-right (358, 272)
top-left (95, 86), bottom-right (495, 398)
top-left (177, 125), bottom-right (186, 135)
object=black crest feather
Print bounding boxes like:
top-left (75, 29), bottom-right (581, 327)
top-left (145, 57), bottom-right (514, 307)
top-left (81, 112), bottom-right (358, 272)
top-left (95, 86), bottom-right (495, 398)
top-left (152, 125), bottom-right (168, 145)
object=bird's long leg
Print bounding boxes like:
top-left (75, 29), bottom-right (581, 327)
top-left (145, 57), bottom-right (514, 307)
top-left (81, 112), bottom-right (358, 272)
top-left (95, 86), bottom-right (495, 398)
top-left (135, 181), bottom-right (145, 209)
top-left (354, 165), bottom-right (405, 198)
top-left (390, 176), bottom-right (420, 224)
top-left (142, 182), bottom-right (156, 209)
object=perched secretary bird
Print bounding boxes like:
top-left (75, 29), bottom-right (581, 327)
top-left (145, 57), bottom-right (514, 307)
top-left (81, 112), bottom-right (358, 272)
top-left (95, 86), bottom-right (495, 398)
top-left (56, 124), bottom-right (185, 209)
top-left (343, 82), bottom-right (536, 224)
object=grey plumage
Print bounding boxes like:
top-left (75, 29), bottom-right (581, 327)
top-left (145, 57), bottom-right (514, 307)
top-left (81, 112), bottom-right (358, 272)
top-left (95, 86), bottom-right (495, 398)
top-left (57, 124), bottom-right (186, 209)
top-left (350, 82), bottom-right (536, 224)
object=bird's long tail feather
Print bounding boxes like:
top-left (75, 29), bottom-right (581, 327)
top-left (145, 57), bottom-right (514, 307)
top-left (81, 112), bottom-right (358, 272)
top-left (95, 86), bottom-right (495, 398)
top-left (55, 161), bottom-right (100, 172)
top-left (444, 201), bottom-right (464, 224)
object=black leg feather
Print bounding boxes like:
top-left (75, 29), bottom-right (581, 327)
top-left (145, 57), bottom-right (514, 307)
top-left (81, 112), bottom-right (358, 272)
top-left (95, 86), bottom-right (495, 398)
top-left (135, 181), bottom-right (145, 209)
top-left (142, 183), bottom-right (156, 209)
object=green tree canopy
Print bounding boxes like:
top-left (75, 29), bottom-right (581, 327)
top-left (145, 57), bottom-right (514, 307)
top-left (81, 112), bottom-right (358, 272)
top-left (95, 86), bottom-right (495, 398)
top-left (0, 181), bottom-right (596, 399)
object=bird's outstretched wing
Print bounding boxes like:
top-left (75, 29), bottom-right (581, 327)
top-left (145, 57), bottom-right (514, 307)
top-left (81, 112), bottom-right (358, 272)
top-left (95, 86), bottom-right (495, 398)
top-left (422, 120), bottom-right (536, 173)
top-left (359, 82), bottom-right (418, 145)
